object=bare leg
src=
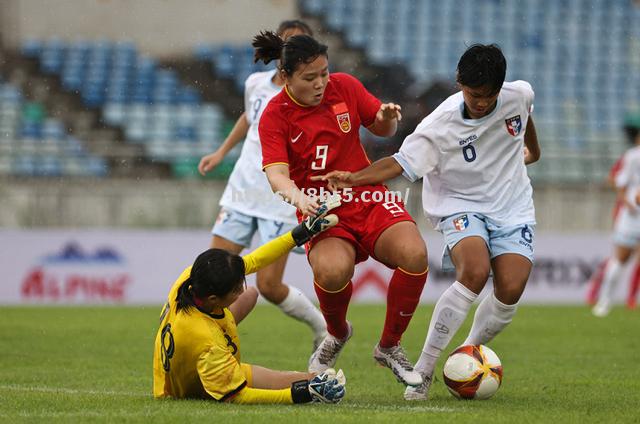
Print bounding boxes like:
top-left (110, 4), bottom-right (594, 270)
top-left (210, 235), bottom-right (244, 254)
top-left (249, 365), bottom-right (314, 390)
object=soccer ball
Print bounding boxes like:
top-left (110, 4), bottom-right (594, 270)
top-left (442, 344), bottom-right (503, 400)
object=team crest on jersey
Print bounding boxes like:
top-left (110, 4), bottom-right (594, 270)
top-left (336, 112), bottom-right (351, 133)
top-left (332, 102), bottom-right (351, 133)
top-left (453, 214), bottom-right (469, 231)
top-left (505, 115), bottom-right (522, 136)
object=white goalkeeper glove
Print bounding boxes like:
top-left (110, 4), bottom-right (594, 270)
top-left (308, 368), bottom-right (346, 404)
top-left (290, 368), bottom-right (346, 404)
top-left (291, 194), bottom-right (342, 246)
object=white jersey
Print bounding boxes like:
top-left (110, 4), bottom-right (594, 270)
top-left (219, 70), bottom-right (297, 224)
top-left (616, 146), bottom-right (640, 216)
top-left (394, 80), bottom-right (536, 229)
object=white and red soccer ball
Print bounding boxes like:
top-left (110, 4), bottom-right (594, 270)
top-left (443, 344), bottom-right (503, 400)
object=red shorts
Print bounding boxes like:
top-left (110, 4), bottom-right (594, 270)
top-left (306, 196), bottom-right (414, 264)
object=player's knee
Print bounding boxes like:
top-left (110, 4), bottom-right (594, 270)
top-left (244, 286), bottom-right (259, 307)
top-left (397, 243), bottom-right (428, 273)
top-left (495, 284), bottom-right (525, 305)
top-left (255, 277), bottom-right (283, 301)
top-left (313, 262), bottom-right (354, 290)
top-left (460, 266), bottom-right (490, 287)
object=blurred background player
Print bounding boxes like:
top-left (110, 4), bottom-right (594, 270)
top-left (587, 113), bottom-right (640, 310)
top-left (153, 202), bottom-right (346, 403)
top-left (254, 32), bottom-right (429, 386)
top-left (317, 44), bottom-right (540, 400)
top-left (592, 113), bottom-right (640, 317)
top-left (197, 20), bottom-right (327, 351)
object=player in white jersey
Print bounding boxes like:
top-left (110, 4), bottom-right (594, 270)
top-left (313, 44), bottom-right (541, 400)
top-left (593, 116), bottom-right (640, 317)
top-left (198, 21), bottom-right (326, 350)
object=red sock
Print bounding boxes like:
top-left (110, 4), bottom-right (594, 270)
top-left (586, 258), bottom-right (607, 305)
top-left (627, 262), bottom-right (640, 309)
top-left (314, 281), bottom-right (352, 340)
top-left (379, 267), bottom-right (428, 348)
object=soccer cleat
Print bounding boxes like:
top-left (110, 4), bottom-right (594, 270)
top-left (592, 302), bottom-right (611, 317)
top-left (308, 322), bottom-right (352, 374)
top-left (312, 329), bottom-right (328, 354)
top-left (403, 371), bottom-right (433, 401)
top-left (373, 343), bottom-right (423, 387)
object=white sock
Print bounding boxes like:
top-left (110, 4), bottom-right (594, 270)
top-left (277, 286), bottom-right (326, 336)
top-left (464, 293), bottom-right (518, 346)
top-left (596, 257), bottom-right (623, 308)
top-left (414, 281), bottom-right (478, 377)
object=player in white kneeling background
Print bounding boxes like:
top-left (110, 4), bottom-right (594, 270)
top-left (316, 44), bottom-right (541, 400)
top-left (198, 20), bottom-right (326, 350)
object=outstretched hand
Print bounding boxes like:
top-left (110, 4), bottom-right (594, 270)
top-left (311, 171), bottom-right (355, 191)
top-left (309, 368), bottom-right (346, 404)
top-left (198, 151), bottom-right (224, 175)
top-left (377, 103), bottom-right (402, 122)
top-left (291, 193), bottom-right (342, 246)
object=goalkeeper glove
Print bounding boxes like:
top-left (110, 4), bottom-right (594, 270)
top-left (291, 194), bottom-right (342, 246)
top-left (290, 368), bottom-right (347, 404)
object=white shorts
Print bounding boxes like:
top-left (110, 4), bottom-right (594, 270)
top-left (212, 207), bottom-right (300, 251)
top-left (613, 208), bottom-right (640, 247)
top-left (439, 213), bottom-right (535, 272)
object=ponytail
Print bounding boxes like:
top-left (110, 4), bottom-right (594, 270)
top-left (252, 31), bottom-right (328, 76)
top-left (253, 31), bottom-right (284, 65)
top-left (175, 278), bottom-right (195, 312)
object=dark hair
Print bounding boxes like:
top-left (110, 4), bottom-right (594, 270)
top-left (456, 44), bottom-right (507, 96)
top-left (624, 113), bottom-right (640, 145)
top-left (253, 32), bottom-right (328, 76)
top-left (277, 19), bottom-right (313, 37)
top-left (176, 248), bottom-right (246, 312)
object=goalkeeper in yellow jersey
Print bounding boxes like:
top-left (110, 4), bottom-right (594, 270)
top-left (153, 197), bottom-right (346, 404)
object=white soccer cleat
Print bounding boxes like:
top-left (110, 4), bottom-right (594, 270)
top-left (308, 322), bottom-right (352, 374)
top-left (373, 343), bottom-right (423, 387)
top-left (592, 301), bottom-right (611, 317)
top-left (312, 329), bottom-right (328, 353)
top-left (404, 372), bottom-right (433, 401)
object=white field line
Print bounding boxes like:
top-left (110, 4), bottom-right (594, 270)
top-left (0, 384), bottom-right (147, 398)
top-left (0, 384), bottom-right (461, 415)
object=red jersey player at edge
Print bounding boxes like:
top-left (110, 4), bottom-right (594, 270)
top-left (254, 31), bottom-right (428, 387)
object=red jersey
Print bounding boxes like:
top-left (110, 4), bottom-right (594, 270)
top-left (259, 72), bottom-right (382, 193)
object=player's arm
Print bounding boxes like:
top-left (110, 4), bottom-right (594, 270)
top-left (228, 369), bottom-right (346, 405)
top-left (523, 116), bottom-right (540, 165)
top-left (242, 196), bottom-right (341, 274)
top-left (311, 156), bottom-right (403, 191)
top-left (264, 163), bottom-right (320, 217)
top-left (366, 103), bottom-right (402, 137)
top-left (198, 113), bottom-right (250, 175)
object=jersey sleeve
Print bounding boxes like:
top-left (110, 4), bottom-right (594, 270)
top-left (513, 80), bottom-right (535, 114)
top-left (615, 155), bottom-right (631, 188)
top-left (393, 121), bottom-right (439, 182)
top-left (197, 342), bottom-right (248, 401)
top-left (259, 104), bottom-right (289, 169)
top-left (242, 231), bottom-right (296, 275)
top-left (339, 73), bottom-right (381, 128)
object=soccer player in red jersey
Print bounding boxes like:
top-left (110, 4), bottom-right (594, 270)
top-left (254, 32), bottom-right (429, 387)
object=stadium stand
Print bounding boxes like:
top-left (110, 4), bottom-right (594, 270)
top-left (0, 77), bottom-right (108, 177)
top-left (299, 0), bottom-right (640, 184)
top-left (19, 39), bottom-right (240, 179)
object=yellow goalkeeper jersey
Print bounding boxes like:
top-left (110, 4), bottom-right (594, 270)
top-left (153, 231), bottom-right (298, 401)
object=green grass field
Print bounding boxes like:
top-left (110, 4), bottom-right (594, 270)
top-left (1, 304), bottom-right (639, 423)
